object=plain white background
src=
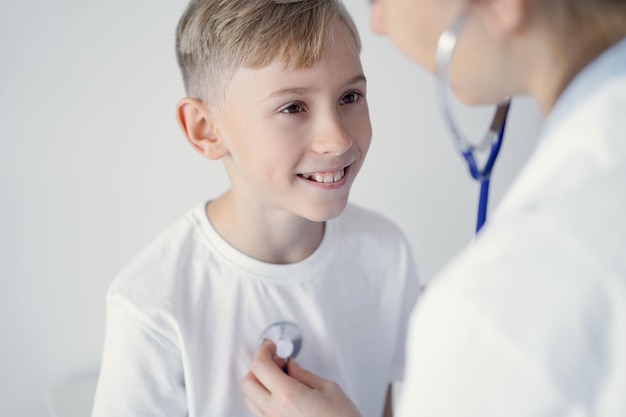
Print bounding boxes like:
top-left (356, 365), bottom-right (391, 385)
top-left (0, 1), bottom-right (542, 415)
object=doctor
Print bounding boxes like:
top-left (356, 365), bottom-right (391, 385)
top-left (242, 0), bottom-right (626, 416)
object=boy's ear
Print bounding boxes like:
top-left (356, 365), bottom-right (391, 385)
top-left (176, 98), bottom-right (228, 160)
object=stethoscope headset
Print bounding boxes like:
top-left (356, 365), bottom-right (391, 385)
top-left (436, 7), bottom-right (511, 234)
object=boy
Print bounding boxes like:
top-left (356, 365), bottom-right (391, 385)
top-left (91, 1), bottom-right (419, 416)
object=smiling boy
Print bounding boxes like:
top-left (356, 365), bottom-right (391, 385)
top-left (91, 1), bottom-right (419, 416)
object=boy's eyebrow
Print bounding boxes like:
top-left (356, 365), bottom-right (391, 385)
top-left (263, 74), bottom-right (367, 101)
top-left (344, 74), bottom-right (367, 87)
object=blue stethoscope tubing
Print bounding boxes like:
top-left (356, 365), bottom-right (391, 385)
top-left (436, 8), bottom-right (512, 234)
top-left (465, 102), bottom-right (510, 232)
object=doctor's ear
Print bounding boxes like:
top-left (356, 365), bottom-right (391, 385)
top-left (176, 97), bottom-right (228, 160)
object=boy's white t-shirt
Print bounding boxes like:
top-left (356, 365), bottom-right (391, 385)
top-left (92, 203), bottom-right (419, 417)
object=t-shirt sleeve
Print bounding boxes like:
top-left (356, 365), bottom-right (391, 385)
top-left (91, 295), bottom-right (187, 417)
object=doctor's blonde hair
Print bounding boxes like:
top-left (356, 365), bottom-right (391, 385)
top-left (529, 0), bottom-right (626, 40)
top-left (175, 0), bottom-right (361, 108)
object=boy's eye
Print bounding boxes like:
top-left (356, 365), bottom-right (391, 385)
top-left (281, 103), bottom-right (304, 114)
top-left (341, 92), bottom-right (361, 105)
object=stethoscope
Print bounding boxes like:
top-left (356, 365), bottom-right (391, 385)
top-left (258, 321), bottom-right (303, 370)
top-left (436, 9), bottom-right (511, 234)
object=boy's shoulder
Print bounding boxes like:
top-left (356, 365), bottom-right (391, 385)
top-left (107, 203), bottom-right (209, 305)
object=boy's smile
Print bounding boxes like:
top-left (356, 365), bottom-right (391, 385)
top-left (298, 165), bottom-right (347, 186)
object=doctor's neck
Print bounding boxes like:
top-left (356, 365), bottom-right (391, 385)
top-left (524, 3), bottom-right (626, 116)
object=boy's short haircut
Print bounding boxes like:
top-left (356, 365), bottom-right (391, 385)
top-left (175, 0), bottom-right (361, 108)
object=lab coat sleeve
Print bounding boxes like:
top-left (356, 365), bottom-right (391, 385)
top-left (91, 296), bottom-right (187, 417)
top-left (396, 288), bottom-right (571, 417)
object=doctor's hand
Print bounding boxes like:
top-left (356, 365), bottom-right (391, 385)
top-left (241, 340), bottom-right (362, 417)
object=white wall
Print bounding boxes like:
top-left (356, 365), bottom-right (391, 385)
top-left (0, 1), bottom-right (542, 415)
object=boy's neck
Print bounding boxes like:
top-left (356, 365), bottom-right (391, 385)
top-left (206, 191), bottom-right (326, 264)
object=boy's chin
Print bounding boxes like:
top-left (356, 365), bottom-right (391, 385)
top-left (300, 201), bottom-right (349, 223)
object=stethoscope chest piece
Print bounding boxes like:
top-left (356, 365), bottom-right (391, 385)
top-left (258, 321), bottom-right (303, 360)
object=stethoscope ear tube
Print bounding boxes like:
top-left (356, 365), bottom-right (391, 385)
top-left (435, 8), bottom-right (511, 233)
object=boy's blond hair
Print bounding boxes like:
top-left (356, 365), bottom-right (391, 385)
top-left (176, 0), bottom-right (361, 108)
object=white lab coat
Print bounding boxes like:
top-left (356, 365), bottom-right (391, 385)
top-left (397, 38), bottom-right (626, 416)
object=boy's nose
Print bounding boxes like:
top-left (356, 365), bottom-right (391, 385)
top-left (311, 118), bottom-right (353, 155)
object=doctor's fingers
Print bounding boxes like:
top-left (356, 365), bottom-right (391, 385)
top-left (271, 359), bottom-right (363, 417)
top-left (248, 340), bottom-right (291, 392)
top-left (241, 368), bottom-right (308, 417)
top-left (243, 393), bottom-right (268, 417)
top-left (242, 380), bottom-right (275, 417)
top-left (241, 369), bottom-right (271, 400)
top-left (285, 359), bottom-right (327, 390)
top-left (243, 357), bottom-right (363, 417)
top-left (242, 369), bottom-right (325, 417)
top-left (290, 370), bottom-right (363, 417)
top-left (248, 340), bottom-right (325, 392)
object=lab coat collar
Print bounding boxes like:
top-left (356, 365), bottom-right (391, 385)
top-left (490, 36), bottom-right (626, 224)
top-left (541, 36), bottom-right (626, 143)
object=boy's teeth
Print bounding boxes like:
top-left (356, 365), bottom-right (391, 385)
top-left (306, 168), bottom-right (345, 183)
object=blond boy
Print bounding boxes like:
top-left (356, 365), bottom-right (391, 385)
top-left (92, 1), bottom-right (419, 416)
